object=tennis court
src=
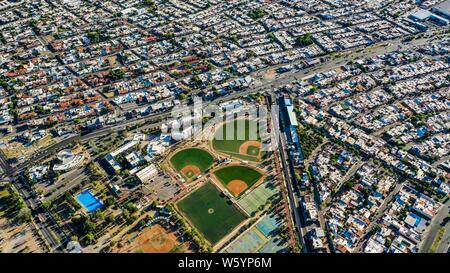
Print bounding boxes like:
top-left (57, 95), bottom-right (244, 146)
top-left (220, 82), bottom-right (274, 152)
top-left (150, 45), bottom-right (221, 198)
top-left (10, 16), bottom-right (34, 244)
top-left (258, 237), bottom-right (287, 253)
top-left (223, 227), bottom-right (266, 253)
top-left (223, 213), bottom-right (288, 253)
top-left (256, 214), bottom-right (282, 238)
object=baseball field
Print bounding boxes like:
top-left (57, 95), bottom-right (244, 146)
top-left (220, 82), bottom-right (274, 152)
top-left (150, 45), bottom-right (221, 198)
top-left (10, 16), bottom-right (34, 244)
top-left (213, 165), bottom-right (263, 196)
top-left (177, 182), bottom-right (246, 244)
top-left (170, 148), bottom-right (214, 180)
top-left (212, 119), bottom-right (262, 161)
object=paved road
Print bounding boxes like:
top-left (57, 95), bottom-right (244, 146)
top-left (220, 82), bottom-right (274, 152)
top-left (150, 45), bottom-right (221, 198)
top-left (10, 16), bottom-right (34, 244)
top-left (9, 179), bottom-right (65, 252)
top-left (353, 183), bottom-right (403, 252)
top-left (420, 198), bottom-right (450, 253)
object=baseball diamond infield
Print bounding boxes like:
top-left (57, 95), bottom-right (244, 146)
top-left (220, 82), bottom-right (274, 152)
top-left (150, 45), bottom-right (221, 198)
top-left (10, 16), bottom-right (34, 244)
top-left (213, 165), bottom-right (263, 196)
top-left (177, 182), bottom-right (246, 244)
top-left (170, 148), bottom-right (214, 179)
top-left (135, 224), bottom-right (180, 253)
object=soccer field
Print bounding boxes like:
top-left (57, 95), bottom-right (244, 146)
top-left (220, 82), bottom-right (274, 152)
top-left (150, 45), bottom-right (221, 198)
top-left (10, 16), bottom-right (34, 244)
top-left (177, 182), bottom-right (246, 244)
top-left (170, 148), bottom-right (214, 179)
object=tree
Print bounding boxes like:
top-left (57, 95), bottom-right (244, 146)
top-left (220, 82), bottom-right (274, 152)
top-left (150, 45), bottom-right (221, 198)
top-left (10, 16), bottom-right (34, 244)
top-left (123, 209), bottom-right (131, 221)
top-left (191, 75), bottom-right (202, 85)
top-left (105, 196), bottom-right (115, 207)
top-left (248, 8), bottom-right (266, 20)
top-left (84, 233), bottom-right (96, 245)
top-left (16, 207), bottom-right (32, 223)
top-left (82, 220), bottom-right (97, 233)
top-left (109, 69), bottom-right (125, 81)
top-left (42, 200), bottom-right (53, 209)
top-left (144, 0), bottom-right (157, 11)
top-left (87, 31), bottom-right (101, 44)
top-left (296, 33), bottom-right (314, 47)
top-left (106, 215), bottom-right (115, 224)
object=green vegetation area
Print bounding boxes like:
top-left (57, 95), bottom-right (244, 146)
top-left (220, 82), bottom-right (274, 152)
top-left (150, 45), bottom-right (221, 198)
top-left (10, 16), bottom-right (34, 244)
top-left (143, 0), bottom-right (157, 12)
top-left (87, 31), bottom-right (101, 43)
top-left (177, 182), bottom-right (246, 244)
top-left (169, 244), bottom-right (185, 253)
top-left (170, 148), bottom-right (214, 172)
top-left (296, 33), bottom-right (314, 47)
top-left (0, 32), bottom-right (6, 44)
top-left (297, 125), bottom-right (324, 160)
top-left (0, 185), bottom-right (31, 223)
top-left (430, 227), bottom-right (445, 253)
top-left (108, 69), bottom-right (125, 81)
top-left (248, 8), bottom-right (266, 20)
top-left (212, 119), bottom-right (261, 161)
top-left (410, 112), bottom-right (433, 126)
top-left (227, 34), bottom-right (241, 44)
top-left (214, 165), bottom-right (263, 188)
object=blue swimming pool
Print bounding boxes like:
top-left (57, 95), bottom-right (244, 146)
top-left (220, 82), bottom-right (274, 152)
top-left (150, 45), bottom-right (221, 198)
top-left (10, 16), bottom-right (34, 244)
top-left (76, 190), bottom-right (103, 213)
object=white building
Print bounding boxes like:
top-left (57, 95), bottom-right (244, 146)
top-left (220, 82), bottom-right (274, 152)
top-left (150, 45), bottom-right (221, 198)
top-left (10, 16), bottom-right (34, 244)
top-left (53, 149), bottom-right (84, 171)
top-left (135, 164), bottom-right (158, 183)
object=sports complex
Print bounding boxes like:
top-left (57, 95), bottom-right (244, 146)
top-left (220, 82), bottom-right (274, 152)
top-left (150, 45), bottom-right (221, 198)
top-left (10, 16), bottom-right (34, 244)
top-left (166, 118), bottom-right (276, 246)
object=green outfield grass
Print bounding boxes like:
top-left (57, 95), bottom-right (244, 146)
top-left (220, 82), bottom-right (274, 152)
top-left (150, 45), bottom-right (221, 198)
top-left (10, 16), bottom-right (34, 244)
top-left (170, 148), bottom-right (214, 172)
top-left (177, 182), bottom-right (246, 244)
top-left (212, 119), bottom-right (261, 160)
top-left (214, 165), bottom-right (263, 188)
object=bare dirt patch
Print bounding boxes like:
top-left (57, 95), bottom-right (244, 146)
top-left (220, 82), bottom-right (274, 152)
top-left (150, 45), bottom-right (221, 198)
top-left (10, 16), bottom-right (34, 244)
top-left (227, 180), bottom-right (249, 196)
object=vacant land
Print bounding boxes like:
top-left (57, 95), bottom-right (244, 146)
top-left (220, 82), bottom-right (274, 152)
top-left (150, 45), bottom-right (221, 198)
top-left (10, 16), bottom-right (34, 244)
top-left (0, 186), bottom-right (42, 253)
top-left (214, 165), bottom-right (263, 196)
top-left (177, 182), bottom-right (246, 244)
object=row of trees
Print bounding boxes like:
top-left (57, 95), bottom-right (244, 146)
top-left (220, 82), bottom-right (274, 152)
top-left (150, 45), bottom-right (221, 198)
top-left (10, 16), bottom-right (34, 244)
top-left (2, 185), bottom-right (31, 224)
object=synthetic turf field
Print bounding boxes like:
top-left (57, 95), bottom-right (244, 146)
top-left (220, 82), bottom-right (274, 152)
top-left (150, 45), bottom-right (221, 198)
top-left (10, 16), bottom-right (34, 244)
top-left (177, 182), bottom-right (246, 244)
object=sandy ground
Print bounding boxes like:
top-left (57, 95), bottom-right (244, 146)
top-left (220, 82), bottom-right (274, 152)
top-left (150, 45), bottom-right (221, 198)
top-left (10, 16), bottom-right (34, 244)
top-left (0, 219), bottom-right (43, 253)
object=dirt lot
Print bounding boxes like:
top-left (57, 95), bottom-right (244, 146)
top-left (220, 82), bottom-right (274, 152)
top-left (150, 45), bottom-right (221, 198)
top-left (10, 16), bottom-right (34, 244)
top-left (0, 219), bottom-right (43, 253)
top-left (1, 134), bottom-right (57, 162)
